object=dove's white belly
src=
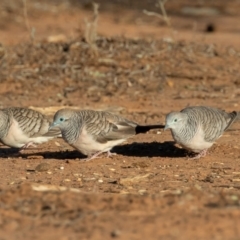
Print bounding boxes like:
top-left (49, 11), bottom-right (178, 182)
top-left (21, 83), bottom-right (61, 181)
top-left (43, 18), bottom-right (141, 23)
top-left (1, 119), bottom-right (52, 148)
top-left (72, 127), bottom-right (126, 156)
top-left (173, 126), bottom-right (214, 153)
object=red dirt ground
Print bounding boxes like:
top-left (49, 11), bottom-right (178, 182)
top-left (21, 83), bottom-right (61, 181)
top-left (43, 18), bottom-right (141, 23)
top-left (1, 0), bottom-right (240, 239)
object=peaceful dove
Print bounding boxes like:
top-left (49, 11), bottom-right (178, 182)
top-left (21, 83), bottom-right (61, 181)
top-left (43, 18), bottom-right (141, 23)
top-left (164, 106), bottom-right (239, 159)
top-left (0, 107), bottom-right (61, 150)
top-left (50, 108), bottom-right (164, 160)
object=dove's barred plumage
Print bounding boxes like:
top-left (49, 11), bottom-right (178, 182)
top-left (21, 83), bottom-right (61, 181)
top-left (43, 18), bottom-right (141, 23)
top-left (174, 106), bottom-right (237, 143)
top-left (61, 110), bottom-right (137, 144)
top-left (0, 107), bottom-right (61, 149)
top-left (165, 106), bottom-right (239, 159)
top-left (51, 109), bottom-right (164, 160)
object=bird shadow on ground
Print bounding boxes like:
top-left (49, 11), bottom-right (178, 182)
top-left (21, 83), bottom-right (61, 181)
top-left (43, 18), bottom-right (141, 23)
top-left (112, 141), bottom-right (187, 158)
top-left (0, 148), bottom-right (21, 156)
top-left (0, 147), bottom-right (86, 160)
top-left (0, 141), bottom-right (188, 159)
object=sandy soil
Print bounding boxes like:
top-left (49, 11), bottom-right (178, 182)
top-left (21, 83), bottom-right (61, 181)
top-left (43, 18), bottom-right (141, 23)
top-left (0, 0), bottom-right (240, 239)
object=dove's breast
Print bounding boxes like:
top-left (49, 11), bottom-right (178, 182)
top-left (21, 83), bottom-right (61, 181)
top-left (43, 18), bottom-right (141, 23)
top-left (1, 119), bottom-right (53, 148)
top-left (70, 126), bottom-right (126, 156)
top-left (172, 125), bottom-right (213, 153)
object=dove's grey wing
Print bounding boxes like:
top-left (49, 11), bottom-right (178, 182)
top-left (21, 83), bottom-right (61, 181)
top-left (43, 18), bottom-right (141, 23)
top-left (104, 111), bottom-right (138, 127)
top-left (222, 111), bottom-right (238, 131)
top-left (42, 127), bottom-right (61, 137)
top-left (4, 107), bottom-right (60, 138)
top-left (182, 106), bottom-right (238, 143)
top-left (200, 107), bottom-right (238, 142)
top-left (84, 111), bottom-right (137, 143)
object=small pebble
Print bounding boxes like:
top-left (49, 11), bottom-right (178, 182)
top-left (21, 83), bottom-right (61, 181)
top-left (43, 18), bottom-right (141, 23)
top-left (55, 141), bottom-right (61, 147)
top-left (110, 229), bottom-right (121, 238)
top-left (93, 173), bottom-right (101, 176)
top-left (35, 162), bottom-right (50, 172)
top-left (83, 178), bottom-right (96, 181)
top-left (230, 195), bottom-right (239, 201)
top-left (27, 155), bottom-right (44, 159)
top-left (60, 166), bottom-right (64, 170)
top-left (108, 179), bottom-right (118, 184)
top-left (232, 179), bottom-right (240, 182)
top-left (138, 189), bottom-right (147, 195)
top-left (98, 179), bottom-right (103, 183)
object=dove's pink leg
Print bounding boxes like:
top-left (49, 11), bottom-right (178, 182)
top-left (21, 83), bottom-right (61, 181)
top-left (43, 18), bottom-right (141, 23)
top-left (107, 151), bottom-right (116, 158)
top-left (84, 151), bottom-right (104, 161)
top-left (191, 149), bottom-right (208, 160)
top-left (22, 142), bottom-right (37, 149)
top-left (19, 142), bottom-right (37, 152)
top-left (84, 151), bottom-right (116, 161)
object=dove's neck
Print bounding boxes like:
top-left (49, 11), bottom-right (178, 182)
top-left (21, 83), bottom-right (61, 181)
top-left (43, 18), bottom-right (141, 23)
top-left (61, 113), bottom-right (83, 144)
top-left (171, 117), bottom-right (197, 144)
top-left (0, 111), bottom-right (10, 139)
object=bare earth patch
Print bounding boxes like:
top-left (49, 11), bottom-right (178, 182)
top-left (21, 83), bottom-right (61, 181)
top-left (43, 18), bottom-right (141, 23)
top-left (0, 0), bottom-right (240, 239)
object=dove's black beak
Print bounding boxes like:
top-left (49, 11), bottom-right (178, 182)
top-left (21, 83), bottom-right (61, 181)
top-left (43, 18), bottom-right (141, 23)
top-left (49, 122), bottom-right (57, 130)
top-left (164, 124), bottom-right (169, 131)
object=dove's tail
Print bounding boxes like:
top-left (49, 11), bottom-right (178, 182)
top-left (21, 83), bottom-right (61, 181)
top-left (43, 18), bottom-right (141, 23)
top-left (135, 125), bottom-right (165, 134)
top-left (236, 111), bottom-right (240, 120)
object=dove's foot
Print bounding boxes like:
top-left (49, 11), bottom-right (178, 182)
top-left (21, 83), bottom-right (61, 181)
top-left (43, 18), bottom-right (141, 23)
top-left (83, 151), bottom-right (103, 161)
top-left (191, 149), bottom-right (208, 160)
top-left (83, 150), bottom-right (116, 161)
top-left (19, 142), bottom-right (37, 153)
top-left (107, 151), bottom-right (116, 158)
top-left (23, 142), bottom-right (37, 149)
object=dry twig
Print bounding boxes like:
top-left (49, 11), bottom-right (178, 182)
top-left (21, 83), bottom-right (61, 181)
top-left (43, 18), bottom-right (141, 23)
top-left (22, 0), bottom-right (35, 44)
top-left (143, 0), bottom-right (171, 27)
top-left (84, 2), bottom-right (99, 56)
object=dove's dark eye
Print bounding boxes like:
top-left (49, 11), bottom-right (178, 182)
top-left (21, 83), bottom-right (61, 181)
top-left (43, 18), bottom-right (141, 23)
top-left (174, 119), bottom-right (178, 122)
top-left (60, 118), bottom-right (64, 121)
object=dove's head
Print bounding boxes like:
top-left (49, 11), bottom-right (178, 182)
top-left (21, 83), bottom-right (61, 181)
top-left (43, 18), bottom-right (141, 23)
top-left (50, 109), bottom-right (76, 130)
top-left (164, 111), bottom-right (187, 131)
